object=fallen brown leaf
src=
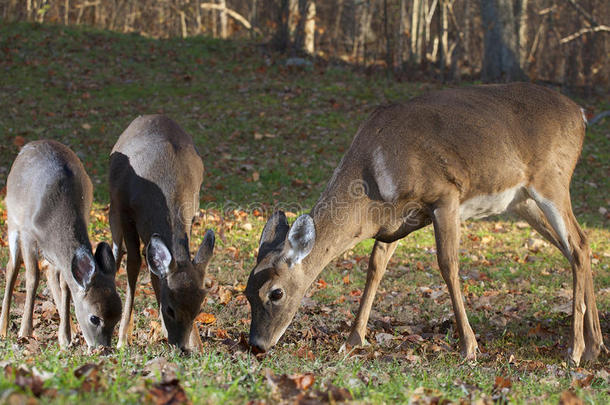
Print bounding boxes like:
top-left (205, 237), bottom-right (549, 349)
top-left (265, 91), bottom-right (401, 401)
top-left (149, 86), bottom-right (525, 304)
top-left (5, 364), bottom-right (52, 398)
top-left (218, 288), bottom-right (232, 305)
top-left (147, 379), bottom-right (191, 405)
top-left (494, 375), bottom-right (512, 390)
top-left (74, 363), bottom-right (104, 392)
top-left (143, 357), bottom-right (178, 383)
top-left (559, 390), bottom-right (584, 405)
top-left (14, 136), bottom-right (26, 148)
top-left (195, 313), bottom-right (216, 324)
top-left (571, 374), bottom-right (594, 388)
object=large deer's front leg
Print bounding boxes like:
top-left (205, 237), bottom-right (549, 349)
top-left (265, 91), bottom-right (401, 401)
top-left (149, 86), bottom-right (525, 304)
top-left (432, 197), bottom-right (478, 360)
top-left (341, 240), bottom-right (398, 351)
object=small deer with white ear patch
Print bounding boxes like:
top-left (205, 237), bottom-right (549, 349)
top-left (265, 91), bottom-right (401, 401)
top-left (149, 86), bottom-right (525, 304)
top-left (0, 140), bottom-right (122, 348)
top-left (246, 83), bottom-right (607, 366)
top-left (109, 115), bottom-right (215, 352)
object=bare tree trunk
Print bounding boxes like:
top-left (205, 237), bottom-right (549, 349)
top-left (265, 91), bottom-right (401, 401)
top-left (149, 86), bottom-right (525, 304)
top-left (353, 1), bottom-right (364, 63)
top-left (480, 0), bottom-right (526, 81)
top-left (358, 0), bottom-right (372, 66)
top-left (517, 0), bottom-right (529, 68)
top-left (26, 0), bottom-right (33, 21)
top-left (425, 0), bottom-right (438, 45)
top-left (212, 4), bottom-right (217, 37)
top-left (332, 0), bottom-right (345, 56)
top-left (250, 0), bottom-right (258, 33)
top-left (218, 0), bottom-right (228, 39)
top-left (64, 0), bottom-right (69, 24)
top-left (439, 0), bottom-right (449, 79)
top-left (411, 0), bottom-right (422, 63)
top-left (303, 1), bottom-right (315, 55)
top-left (288, 0), bottom-right (299, 45)
top-left (179, 10), bottom-right (187, 38)
top-left (398, 0), bottom-right (409, 69)
top-left (196, 0), bottom-right (202, 34)
top-left (383, 0), bottom-right (392, 70)
top-left (463, 0), bottom-right (472, 72)
top-left (94, 1), bottom-right (100, 26)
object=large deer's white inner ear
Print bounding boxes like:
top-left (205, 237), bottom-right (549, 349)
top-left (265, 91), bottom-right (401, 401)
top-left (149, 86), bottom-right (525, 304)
top-left (285, 214), bottom-right (315, 266)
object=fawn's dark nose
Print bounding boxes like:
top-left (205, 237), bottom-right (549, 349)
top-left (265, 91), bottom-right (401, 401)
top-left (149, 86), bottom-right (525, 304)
top-left (248, 336), bottom-right (268, 353)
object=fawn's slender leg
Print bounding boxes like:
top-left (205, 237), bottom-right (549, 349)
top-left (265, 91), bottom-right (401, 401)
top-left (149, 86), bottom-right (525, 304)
top-left (110, 204), bottom-right (125, 272)
top-left (45, 265), bottom-right (71, 348)
top-left (117, 221), bottom-right (141, 348)
top-left (0, 229), bottom-right (22, 337)
top-left (18, 238), bottom-right (39, 338)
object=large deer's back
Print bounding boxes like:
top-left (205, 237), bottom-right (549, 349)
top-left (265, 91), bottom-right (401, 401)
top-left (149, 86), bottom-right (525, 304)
top-left (347, 83), bottom-right (585, 201)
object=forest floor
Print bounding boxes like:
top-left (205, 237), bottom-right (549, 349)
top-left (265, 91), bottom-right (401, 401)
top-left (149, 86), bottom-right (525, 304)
top-left (0, 22), bottom-right (608, 404)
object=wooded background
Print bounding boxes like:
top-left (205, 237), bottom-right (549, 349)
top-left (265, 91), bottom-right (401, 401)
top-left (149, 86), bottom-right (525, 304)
top-left (1, 0), bottom-right (608, 89)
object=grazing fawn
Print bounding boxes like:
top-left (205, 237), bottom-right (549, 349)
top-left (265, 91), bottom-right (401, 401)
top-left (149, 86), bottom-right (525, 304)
top-left (110, 115), bottom-right (214, 352)
top-left (0, 140), bottom-right (122, 348)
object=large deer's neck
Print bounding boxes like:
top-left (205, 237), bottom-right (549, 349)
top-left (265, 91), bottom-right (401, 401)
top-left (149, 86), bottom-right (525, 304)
top-left (301, 175), bottom-right (373, 283)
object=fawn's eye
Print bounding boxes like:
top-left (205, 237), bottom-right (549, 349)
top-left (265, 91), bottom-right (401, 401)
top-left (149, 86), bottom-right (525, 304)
top-left (166, 306), bottom-right (175, 319)
top-left (269, 288), bottom-right (284, 302)
top-left (89, 315), bottom-right (101, 326)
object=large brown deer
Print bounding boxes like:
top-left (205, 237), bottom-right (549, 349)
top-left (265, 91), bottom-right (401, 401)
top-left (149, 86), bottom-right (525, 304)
top-left (109, 115), bottom-right (214, 352)
top-left (0, 140), bottom-right (122, 348)
top-left (245, 83), bottom-right (606, 365)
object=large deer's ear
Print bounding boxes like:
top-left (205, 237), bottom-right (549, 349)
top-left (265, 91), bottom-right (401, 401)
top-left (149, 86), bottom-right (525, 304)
top-left (257, 211), bottom-right (289, 263)
top-left (284, 214), bottom-right (315, 266)
top-left (146, 234), bottom-right (172, 279)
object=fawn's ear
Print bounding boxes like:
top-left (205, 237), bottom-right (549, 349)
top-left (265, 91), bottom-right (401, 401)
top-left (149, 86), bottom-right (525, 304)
top-left (72, 248), bottom-right (96, 290)
top-left (193, 229), bottom-right (215, 276)
top-left (95, 242), bottom-right (116, 278)
top-left (257, 211), bottom-right (289, 263)
top-left (146, 234), bottom-right (172, 279)
top-left (283, 214), bottom-right (315, 266)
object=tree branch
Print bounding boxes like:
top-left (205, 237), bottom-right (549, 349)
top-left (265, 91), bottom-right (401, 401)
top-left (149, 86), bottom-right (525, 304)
top-left (200, 3), bottom-right (259, 33)
top-left (559, 25), bottom-right (610, 43)
top-left (589, 111), bottom-right (610, 126)
top-left (564, 0), bottom-right (598, 27)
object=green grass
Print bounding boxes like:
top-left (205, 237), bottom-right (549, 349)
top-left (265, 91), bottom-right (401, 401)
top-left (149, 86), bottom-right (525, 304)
top-left (0, 22), bottom-right (609, 404)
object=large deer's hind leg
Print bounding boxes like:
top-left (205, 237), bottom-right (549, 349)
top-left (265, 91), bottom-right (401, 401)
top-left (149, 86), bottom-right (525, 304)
top-left (528, 187), bottom-right (605, 364)
top-left (564, 205), bottom-right (606, 362)
top-left (433, 196), bottom-right (478, 360)
top-left (510, 199), bottom-right (563, 251)
top-left (0, 229), bottom-right (22, 337)
top-left (117, 220), bottom-right (142, 348)
top-left (340, 240), bottom-right (398, 352)
top-left (18, 237), bottom-right (39, 338)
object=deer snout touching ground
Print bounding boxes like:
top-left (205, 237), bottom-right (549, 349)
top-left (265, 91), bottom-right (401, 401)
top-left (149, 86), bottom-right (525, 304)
top-left (0, 140), bottom-right (122, 349)
top-left (109, 115), bottom-right (215, 353)
top-left (244, 83), bottom-right (606, 366)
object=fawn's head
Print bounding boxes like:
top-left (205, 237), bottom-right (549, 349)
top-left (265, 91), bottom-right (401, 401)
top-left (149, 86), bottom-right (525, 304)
top-left (146, 229), bottom-right (215, 350)
top-left (71, 242), bottom-right (122, 347)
